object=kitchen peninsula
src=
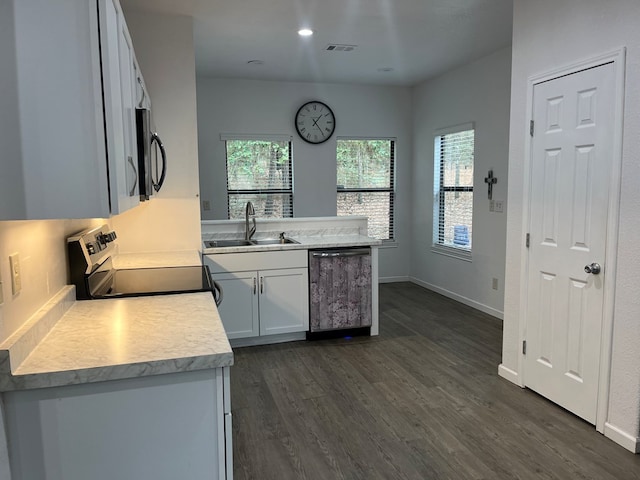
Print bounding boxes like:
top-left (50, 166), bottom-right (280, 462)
top-left (0, 252), bottom-right (233, 480)
top-left (202, 216), bottom-right (382, 346)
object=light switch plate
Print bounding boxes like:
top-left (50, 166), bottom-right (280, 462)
top-left (9, 253), bottom-right (21, 295)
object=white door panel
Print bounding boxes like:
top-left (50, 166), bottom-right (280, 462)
top-left (212, 272), bottom-right (259, 339)
top-left (259, 268), bottom-right (309, 336)
top-left (525, 62), bottom-right (615, 424)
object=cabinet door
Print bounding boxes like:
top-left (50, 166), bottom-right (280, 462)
top-left (259, 268), bottom-right (309, 336)
top-left (4, 370), bottom-right (226, 480)
top-left (99, 0), bottom-right (128, 214)
top-left (212, 272), bottom-right (259, 339)
top-left (117, 15), bottom-right (140, 208)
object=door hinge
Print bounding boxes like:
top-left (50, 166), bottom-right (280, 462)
top-left (530, 120), bottom-right (535, 137)
top-left (522, 340), bottom-right (527, 355)
top-left (526, 233), bottom-right (530, 248)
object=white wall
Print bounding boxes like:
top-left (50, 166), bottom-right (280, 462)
top-left (502, 0), bottom-right (640, 447)
top-left (196, 78), bottom-right (413, 280)
top-left (0, 0), bottom-right (26, 220)
top-left (410, 48), bottom-right (512, 318)
top-left (112, 9), bottom-right (202, 253)
top-left (0, 219), bottom-right (104, 344)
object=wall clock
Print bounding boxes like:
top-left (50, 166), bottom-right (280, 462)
top-left (295, 101), bottom-right (335, 144)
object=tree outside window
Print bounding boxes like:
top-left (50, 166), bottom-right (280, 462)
top-left (225, 139), bottom-right (293, 219)
top-left (336, 139), bottom-right (395, 240)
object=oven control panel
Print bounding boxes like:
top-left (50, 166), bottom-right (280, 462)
top-left (67, 225), bottom-right (117, 272)
top-left (67, 225), bottom-right (119, 299)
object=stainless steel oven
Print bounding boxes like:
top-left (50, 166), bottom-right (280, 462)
top-left (68, 225), bottom-right (222, 305)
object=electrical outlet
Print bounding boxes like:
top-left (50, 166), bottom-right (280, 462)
top-left (494, 200), bottom-right (504, 213)
top-left (492, 277), bottom-right (499, 290)
top-left (9, 253), bottom-right (21, 295)
top-left (202, 200), bottom-right (211, 211)
top-left (489, 200), bottom-right (495, 212)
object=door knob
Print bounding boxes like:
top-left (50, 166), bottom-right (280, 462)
top-left (584, 263), bottom-right (601, 275)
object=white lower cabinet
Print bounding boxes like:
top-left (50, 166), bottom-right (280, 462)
top-left (3, 368), bottom-right (232, 480)
top-left (205, 251), bottom-right (309, 340)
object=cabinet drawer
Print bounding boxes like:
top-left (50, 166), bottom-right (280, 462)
top-left (204, 250), bottom-right (307, 274)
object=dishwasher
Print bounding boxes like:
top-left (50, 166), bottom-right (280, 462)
top-left (308, 247), bottom-right (372, 339)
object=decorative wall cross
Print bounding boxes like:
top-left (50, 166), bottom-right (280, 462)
top-left (484, 169), bottom-right (497, 200)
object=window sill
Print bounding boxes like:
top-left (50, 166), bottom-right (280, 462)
top-left (431, 244), bottom-right (472, 262)
top-left (379, 240), bottom-right (397, 249)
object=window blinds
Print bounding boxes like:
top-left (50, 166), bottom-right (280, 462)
top-left (225, 139), bottom-right (293, 219)
top-left (336, 139), bottom-right (395, 240)
top-left (435, 129), bottom-right (474, 250)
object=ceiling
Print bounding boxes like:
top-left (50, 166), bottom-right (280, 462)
top-left (122, 0), bottom-right (513, 87)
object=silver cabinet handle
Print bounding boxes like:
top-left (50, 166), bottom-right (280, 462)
top-left (585, 263), bottom-right (601, 275)
top-left (260, 277), bottom-right (264, 294)
top-left (127, 156), bottom-right (138, 196)
top-left (137, 76), bottom-right (146, 108)
top-left (253, 277), bottom-right (257, 295)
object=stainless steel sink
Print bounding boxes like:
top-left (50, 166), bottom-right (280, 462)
top-left (205, 239), bottom-right (254, 248)
top-left (250, 238), bottom-right (300, 245)
top-left (205, 237), bottom-right (299, 248)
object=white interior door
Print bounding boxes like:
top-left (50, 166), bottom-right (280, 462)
top-left (525, 62), bottom-right (616, 424)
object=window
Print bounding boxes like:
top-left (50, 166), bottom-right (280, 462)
top-left (224, 138), bottom-right (293, 219)
top-left (433, 126), bottom-right (474, 255)
top-left (336, 139), bottom-right (395, 240)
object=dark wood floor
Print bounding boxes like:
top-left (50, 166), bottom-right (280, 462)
top-left (230, 282), bottom-right (640, 480)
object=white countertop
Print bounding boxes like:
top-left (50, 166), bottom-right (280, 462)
top-left (0, 251), bottom-right (233, 392)
top-left (202, 233), bottom-right (381, 255)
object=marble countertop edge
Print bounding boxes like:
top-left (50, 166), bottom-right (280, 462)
top-left (0, 351), bottom-right (234, 392)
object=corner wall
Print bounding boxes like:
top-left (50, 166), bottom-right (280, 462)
top-left (410, 47), bottom-right (512, 317)
top-left (0, 219), bottom-right (104, 343)
top-left (112, 9), bottom-right (202, 253)
top-left (196, 78), bottom-right (413, 281)
top-left (502, 0), bottom-right (640, 449)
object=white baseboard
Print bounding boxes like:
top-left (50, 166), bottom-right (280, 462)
top-left (498, 364), bottom-right (522, 387)
top-left (379, 276), bottom-right (410, 284)
top-left (409, 277), bottom-right (504, 320)
top-left (604, 422), bottom-right (640, 453)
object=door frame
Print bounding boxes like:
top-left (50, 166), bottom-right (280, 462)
top-left (517, 48), bottom-right (626, 433)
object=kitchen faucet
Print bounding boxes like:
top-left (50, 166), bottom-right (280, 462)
top-left (245, 201), bottom-right (256, 241)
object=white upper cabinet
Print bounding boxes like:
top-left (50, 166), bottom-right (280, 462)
top-left (0, 0), bottom-right (144, 220)
top-left (102, 0), bottom-right (141, 213)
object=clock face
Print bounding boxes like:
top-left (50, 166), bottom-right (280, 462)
top-left (295, 101), bottom-right (335, 144)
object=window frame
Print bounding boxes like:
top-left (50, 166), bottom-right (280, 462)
top-left (336, 137), bottom-right (396, 241)
top-left (221, 134), bottom-right (294, 220)
top-left (432, 124), bottom-right (475, 261)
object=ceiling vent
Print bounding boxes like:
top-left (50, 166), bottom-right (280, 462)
top-left (325, 44), bottom-right (357, 52)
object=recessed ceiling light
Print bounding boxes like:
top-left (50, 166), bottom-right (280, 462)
top-left (247, 60), bottom-right (264, 65)
top-left (298, 29), bottom-right (313, 37)
top-left (377, 67), bottom-right (394, 72)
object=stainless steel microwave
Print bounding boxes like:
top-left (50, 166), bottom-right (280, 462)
top-left (136, 108), bottom-right (167, 200)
